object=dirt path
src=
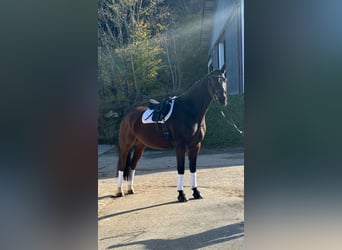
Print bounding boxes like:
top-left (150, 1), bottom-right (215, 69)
top-left (98, 147), bottom-right (244, 250)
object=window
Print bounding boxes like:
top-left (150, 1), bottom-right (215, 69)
top-left (218, 41), bottom-right (225, 69)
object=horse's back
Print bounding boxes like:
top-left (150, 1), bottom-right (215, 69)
top-left (120, 105), bottom-right (174, 150)
top-left (122, 106), bottom-right (148, 123)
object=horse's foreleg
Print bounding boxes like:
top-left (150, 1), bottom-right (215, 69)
top-left (189, 143), bottom-right (203, 199)
top-left (176, 145), bottom-right (188, 202)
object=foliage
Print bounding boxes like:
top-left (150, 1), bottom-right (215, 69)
top-left (98, 0), bottom-right (168, 106)
top-left (204, 94), bottom-right (244, 147)
top-left (98, 0), bottom-right (244, 147)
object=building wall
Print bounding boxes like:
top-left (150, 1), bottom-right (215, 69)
top-left (208, 0), bottom-right (244, 95)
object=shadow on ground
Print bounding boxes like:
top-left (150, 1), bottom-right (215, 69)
top-left (104, 221), bottom-right (244, 250)
top-left (98, 200), bottom-right (179, 221)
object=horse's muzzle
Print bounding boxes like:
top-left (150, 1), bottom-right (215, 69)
top-left (217, 94), bottom-right (227, 106)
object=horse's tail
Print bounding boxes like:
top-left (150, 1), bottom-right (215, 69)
top-left (123, 149), bottom-right (132, 181)
top-left (117, 147), bottom-right (132, 181)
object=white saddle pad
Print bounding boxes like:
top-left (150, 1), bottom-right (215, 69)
top-left (141, 98), bottom-right (175, 124)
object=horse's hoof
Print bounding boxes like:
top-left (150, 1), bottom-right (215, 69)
top-left (177, 190), bottom-right (188, 202)
top-left (178, 195), bottom-right (188, 202)
top-left (128, 185), bottom-right (135, 195)
top-left (116, 192), bottom-right (124, 197)
top-left (116, 188), bottom-right (125, 197)
top-left (192, 188), bottom-right (203, 199)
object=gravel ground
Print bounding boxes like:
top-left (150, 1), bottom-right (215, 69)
top-left (98, 147), bottom-right (244, 250)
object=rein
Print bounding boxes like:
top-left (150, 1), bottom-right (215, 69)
top-left (207, 74), bottom-right (243, 136)
top-left (220, 109), bottom-right (244, 136)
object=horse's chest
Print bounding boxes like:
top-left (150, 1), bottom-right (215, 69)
top-left (190, 122), bottom-right (206, 141)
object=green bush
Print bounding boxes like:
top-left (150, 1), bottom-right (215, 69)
top-left (203, 94), bottom-right (244, 147)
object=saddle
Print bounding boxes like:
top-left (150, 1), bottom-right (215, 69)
top-left (147, 98), bottom-right (172, 122)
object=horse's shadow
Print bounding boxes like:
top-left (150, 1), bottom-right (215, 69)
top-left (98, 200), bottom-right (180, 221)
top-left (105, 221), bottom-right (244, 249)
top-left (98, 197), bottom-right (216, 221)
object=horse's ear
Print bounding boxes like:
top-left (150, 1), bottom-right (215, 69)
top-left (220, 64), bottom-right (226, 74)
top-left (209, 63), bottom-right (214, 72)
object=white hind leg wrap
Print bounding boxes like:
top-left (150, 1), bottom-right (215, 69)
top-left (177, 174), bottom-right (184, 191)
top-left (117, 170), bottom-right (124, 188)
top-left (190, 172), bottom-right (197, 188)
top-left (128, 170), bottom-right (136, 186)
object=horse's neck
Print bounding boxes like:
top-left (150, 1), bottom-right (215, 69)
top-left (181, 78), bottom-right (212, 121)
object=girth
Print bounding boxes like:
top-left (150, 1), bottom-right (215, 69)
top-left (148, 98), bottom-right (173, 143)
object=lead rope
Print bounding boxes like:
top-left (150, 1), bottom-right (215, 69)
top-left (208, 74), bottom-right (243, 135)
top-left (220, 109), bottom-right (244, 136)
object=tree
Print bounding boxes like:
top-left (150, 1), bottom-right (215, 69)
top-left (98, 0), bottom-right (207, 143)
top-left (98, 0), bottom-right (169, 105)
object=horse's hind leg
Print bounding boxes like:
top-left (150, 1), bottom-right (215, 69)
top-left (127, 141), bottom-right (145, 194)
top-left (116, 147), bottom-right (131, 197)
top-left (116, 118), bottom-right (135, 197)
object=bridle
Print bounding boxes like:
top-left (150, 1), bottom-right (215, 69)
top-left (207, 73), bottom-right (243, 135)
top-left (207, 74), bottom-right (227, 101)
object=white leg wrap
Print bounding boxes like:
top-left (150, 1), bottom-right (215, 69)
top-left (117, 170), bottom-right (124, 188)
top-left (177, 174), bottom-right (184, 191)
top-left (190, 172), bottom-right (197, 188)
top-left (128, 170), bottom-right (136, 186)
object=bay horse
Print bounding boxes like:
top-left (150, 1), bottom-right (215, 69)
top-left (116, 64), bottom-right (227, 202)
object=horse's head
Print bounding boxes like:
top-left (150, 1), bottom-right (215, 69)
top-left (208, 64), bottom-right (228, 106)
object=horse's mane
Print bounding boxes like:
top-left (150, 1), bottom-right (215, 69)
top-left (181, 73), bottom-right (209, 97)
